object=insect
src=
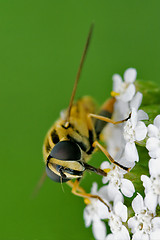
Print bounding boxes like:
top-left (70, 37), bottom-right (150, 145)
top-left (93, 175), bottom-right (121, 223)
top-left (42, 24), bottom-right (130, 207)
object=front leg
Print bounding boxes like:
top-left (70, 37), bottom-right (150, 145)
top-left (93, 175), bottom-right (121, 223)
top-left (67, 179), bottom-right (111, 211)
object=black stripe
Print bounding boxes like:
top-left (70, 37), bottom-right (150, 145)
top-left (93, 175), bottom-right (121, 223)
top-left (95, 110), bottom-right (112, 138)
top-left (50, 129), bottom-right (60, 144)
top-left (86, 130), bottom-right (95, 155)
top-left (45, 139), bottom-right (51, 153)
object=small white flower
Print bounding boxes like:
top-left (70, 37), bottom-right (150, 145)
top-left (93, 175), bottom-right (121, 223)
top-left (101, 161), bottom-right (135, 198)
top-left (112, 68), bottom-right (137, 102)
top-left (128, 193), bottom-right (160, 240)
top-left (141, 158), bottom-right (160, 213)
top-left (113, 91), bottom-right (148, 143)
top-left (83, 183), bottom-right (109, 240)
top-left (123, 107), bottom-right (148, 162)
top-left (146, 115), bottom-right (160, 158)
top-left (112, 100), bottom-right (129, 121)
top-left (113, 91), bottom-right (143, 120)
top-left (105, 201), bottom-right (130, 240)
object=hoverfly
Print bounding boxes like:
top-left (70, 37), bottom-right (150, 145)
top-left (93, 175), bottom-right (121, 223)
top-left (42, 24), bottom-right (130, 207)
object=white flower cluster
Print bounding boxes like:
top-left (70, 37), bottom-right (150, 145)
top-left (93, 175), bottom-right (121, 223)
top-left (83, 68), bottom-right (160, 240)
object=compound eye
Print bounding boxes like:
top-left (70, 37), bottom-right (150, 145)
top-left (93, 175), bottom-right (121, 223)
top-left (46, 164), bottom-right (69, 183)
top-left (50, 140), bottom-right (81, 161)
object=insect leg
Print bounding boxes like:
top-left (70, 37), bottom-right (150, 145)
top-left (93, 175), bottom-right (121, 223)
top-left (93, 140), bottom-right (130, 172)
top-left (83, 162), bottom-right (110, 176)
top-left (68, 179), bottom-right (111, 211)
top-left (67, 180), bottom-right (86, 193)
top-left (89, 112), bottom-right (131, 125)
top-left (94, 97), bottom-right (115, 138)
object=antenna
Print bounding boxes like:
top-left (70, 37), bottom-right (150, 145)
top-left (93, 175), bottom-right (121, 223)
top-left (65, 23), bottom-right (94, 124)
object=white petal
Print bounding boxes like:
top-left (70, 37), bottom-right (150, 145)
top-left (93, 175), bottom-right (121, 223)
top-left (92, 220), bottom-right (106, 240)
top-left (98, 185), bottom-right (109, 197)
top-left (102, 184), bottom-right (123, 203)
top-left (132, 231), bottom-right (143, 240)
top-left (154, 115), bottom-right (160, 129)
top-left (131, 108), bottom-right (138, 128)
top-left (101, 161), bottom-right (111, 170)
top-left (102, 176), bottom-right (109, 184)
top-left (120, 226), bottom-right (130, 240)
top-left (121, 178), bottom-right (135, 197)
top-left (98, 185), bottom-right (113, 203)
top-left (150, 230), bottom-right (160, 240)
top-left (141, 175), bottom-right (152, 193)
top-left (125, 142), bottom-right (139, 162)
top-left (114, 201), bottom-right (128, 222)
top-left (94, 186), bottom-right (110, 219)
top-left (132, 193), bottom-right (144, 214)
top-left (152, 217), bottom-right (160, 230)
top-left (121, 84), bottom-right (136, 102)
top-left (124, 68), bottom-right (137, 83)
top-left (130, 108), bottom-right (138, 128)
top-left (83, 207), bottom-right (92, 227)
top-left (114, 226), bottom-right (130, 240)
top-left (105, 125), bottom-right (126, 157)
top-left (114, 100), bottom-right (130, 119)
top-left (135, 121), bottom-right (147, 141)
top-left (147, 138), bottom-right (160, 151)
top-left (114, 191), bottom-right (124, 204)
top-left (97, 205), bottom-right (109, 220)
top-left (112, 74), bottom-right (123, 92)
top-left (105, 233), bottom-right (114, 240)
top-left (130, 92), bottom-right (142, 110)
top-left (137, 109), bottom-right (149, 121)
top-left (144, 192), bottom-right (157, 213)
top-left (146, 138), bottom-right (160, 158)
top-left (148, 149), bottom-right (160, 159)
top-left (128, 217), bottom-right (138, 232)
top-left (91, 182), bottom-right (98, 195)
top-left (141, 234), bottom-right (149, 240)
top-left (155, 148), bottom-right (160, 158)
top-left (149, 158), bottom-right (160, 177)
top-left (148, 124), bottom-right (159, 138)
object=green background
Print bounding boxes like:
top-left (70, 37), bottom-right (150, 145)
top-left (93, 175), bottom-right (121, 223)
top-left (0, 1), bottom-right (160, 240)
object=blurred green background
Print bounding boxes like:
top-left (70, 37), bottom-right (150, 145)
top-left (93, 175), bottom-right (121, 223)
top-left (0, 0), bottom-right (160, 239)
